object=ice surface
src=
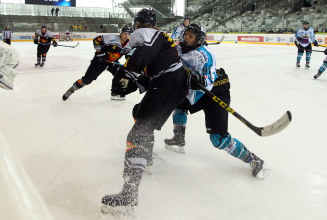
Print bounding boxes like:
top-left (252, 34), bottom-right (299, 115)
top-left (1, 41), bottom-right (327, 220)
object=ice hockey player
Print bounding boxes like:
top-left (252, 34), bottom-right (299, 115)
top-left (34, 24), bottom-right (58, 67)
top-left (171, 16), bottom-right (190, 42)
top-left (62, 24), bottom-right (132, 101)
top-left (314, 48), bottom-right (327, 79)
top-left (0, 41), bottom-right (20, 90)
top-left (101, 9), bottom-right (188, 213)
top-left (64, 30), bottom-right (72, 41)
top-left (164, 23), bottom-right (270, 180)
top-left (2, 25), bottom-right (12, 45)
top-left (295, 21), bottom-right (318, 69)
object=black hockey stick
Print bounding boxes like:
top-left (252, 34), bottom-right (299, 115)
top-left (295, 41), bottom-right (324, 53)
top-left (208, 35), bottom-right (225, 45)
top-left (185, 72), bottom-right (292, 137)
top-left (56, 42), bottom-right (80, 48)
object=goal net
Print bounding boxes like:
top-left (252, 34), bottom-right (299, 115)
top-left (59, 32), bottom-right (74, 41)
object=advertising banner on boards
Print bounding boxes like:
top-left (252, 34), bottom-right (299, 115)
top-left (25, 0), bottom-right (76, 7)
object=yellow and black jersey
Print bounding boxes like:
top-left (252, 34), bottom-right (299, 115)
top-left (35, 29), bottom-right (55, 45)
top-left (123, 28), bottom-right (182, 80)
top-left (93, 34), bottom-right (130, 63)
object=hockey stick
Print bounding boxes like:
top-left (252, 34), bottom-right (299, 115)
top-left (185, 72), bottom-right (292, 137)
top-left (56, 42), bottom-right (80, 48)
top-left (294, 41), bottom-right (323, 53)
top-left (208, 35), bottom-right (225, 45)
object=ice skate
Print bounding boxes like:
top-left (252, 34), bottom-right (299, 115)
top-left (111, 92), bottom-right (125, 101)
top-left (296, 61), bottom-right (300, 69)
top-left (314, 72), bottom-right (322, 79)
top-left (62, 87), bottom-right (74, 101)
top-left (164, 125), bottom-right (185, 154)
top-left (35, 61), bottom-right (40, 67)
top-left (101, 183), bottom-right (138, 216)
top-left (305, 61), bottom-right (310, 69)
top-left (248, 153), bottom-right (270, 179)
top-left (39, 61), bottom-right (44, 67)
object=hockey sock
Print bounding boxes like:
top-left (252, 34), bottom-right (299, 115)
top-left (210, 134), bottom-right (250, 162)
top-left (37, 56), bottom-right (41, 62)
top-left (297, 52), bottom-right (304, 62)
top-left (306, 52), bottom-right (311, 62)
top-left (42, 53), bottom-right (47, 62)
top-left (172, 108), bottom-right (187, 126)
top-left (318, 61), bottom-right (327, 73)
top-left (72, 79), bottom-right (86, 91)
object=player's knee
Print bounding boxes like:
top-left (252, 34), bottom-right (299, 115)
top-left (210, 133), bottom-right (231, 150)
top-left (172, 108), bottom-right (187, 125)
top-left (81, 76), bottom-right (93, 85)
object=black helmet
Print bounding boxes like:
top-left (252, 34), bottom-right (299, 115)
top-left (183, 16), bottom-right (191, 27)
top-left (180, 23), bottom-right (206, 52)
top-left (303, 21), bottom-right (309, 30)
top-left (120, 24), bottom-right (133, 33)
top-left (41, 24), bottom-right (47, 29)
top-left (133, 8), bottom-right (156, 30)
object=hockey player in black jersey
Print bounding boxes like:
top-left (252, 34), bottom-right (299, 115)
top-left (164, 23), bottom-right (270, 179)
top-left (62, 24), bottom-right (132, 101)
top-left (101, 9), bottom-right (189, 212)
top-left (34, 24), bottom-right (57, 67)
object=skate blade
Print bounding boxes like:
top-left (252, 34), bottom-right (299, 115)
top-left (165, 144), bottom-right (185, 154)
top-left (111, 96), bottom-right (126, 101)
top-left (255, 164), bottom-right (271, 180)
top-left (101, 204), bottom-right (137, 218)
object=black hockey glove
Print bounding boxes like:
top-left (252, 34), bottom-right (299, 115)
top-left (111, 67), bottom-right (138, 95)
top-left (95, 52), bottom-right (106, 64)
top-left (33, 38), bottom-right (38, 44)
top-left (52, 41), bottom-right (58, 47)
top-left (324, 48), bottom-right (327, 55)
top-left (216, 68), bottom-right (226, 76)
top-left (297, 37), bottom-right (302, 42)
top-left (186, 73), bottom-right (207, 90)
top-left (313, 41), bottom-right (319, 46)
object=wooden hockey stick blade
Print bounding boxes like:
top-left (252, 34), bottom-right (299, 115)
top-left (73, 42), bottom-right (80, 48)
top-left (208, 35), bottom-right (225, 45)
top-left (259, 111), bottom-right (292, 137)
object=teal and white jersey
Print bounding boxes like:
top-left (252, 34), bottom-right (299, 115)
top-left (295, 27), bottom-right (315, 47)
top-left (171, 25), bottom-right (185, 42)
top-left (178, 45), bottom-right (217, 105)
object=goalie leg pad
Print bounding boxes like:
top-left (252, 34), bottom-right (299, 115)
top-left (0, 65), bottom-right (18, 90)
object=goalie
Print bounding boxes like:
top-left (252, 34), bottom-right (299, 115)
top-left (64, 30), bottom-right (73, 41)
top-left (0, 41), bottom-right (20, 90)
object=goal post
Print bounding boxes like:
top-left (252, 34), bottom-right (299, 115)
top-left (0, 132), bottom-right (54, 220)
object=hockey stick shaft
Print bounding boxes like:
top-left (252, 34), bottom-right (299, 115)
top-left (184, 72), bottom-right (292, 136)
top-left (208, 35), bottom-right (225, 45)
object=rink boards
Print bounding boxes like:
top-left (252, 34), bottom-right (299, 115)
top-left (3, 32), bottom-right (327, 46)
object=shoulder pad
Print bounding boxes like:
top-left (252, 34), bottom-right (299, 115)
top-left (181, 50), bottom-right (206, 73)
top-left (130, 28), bottom-right (158, 47)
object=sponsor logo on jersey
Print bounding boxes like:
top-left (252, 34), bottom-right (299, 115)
top-left (110, 39), bottom-right (118, 42)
